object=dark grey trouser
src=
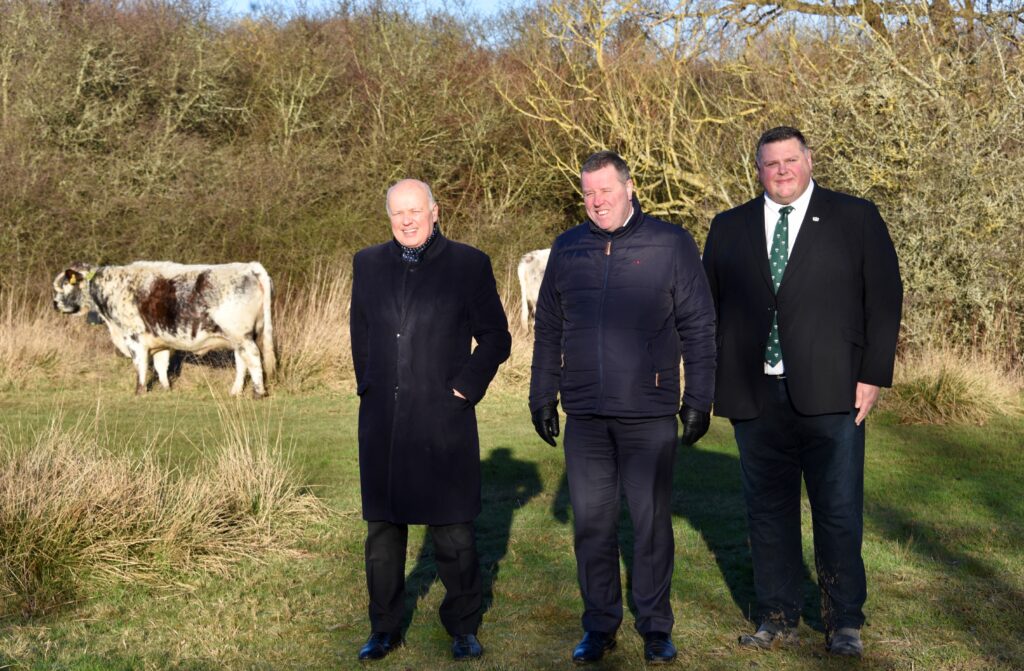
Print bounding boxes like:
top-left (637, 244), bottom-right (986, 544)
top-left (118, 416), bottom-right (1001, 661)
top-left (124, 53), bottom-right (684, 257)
top-left (365, 520), bottom-right (482, 636)
top-left (564, 414), bottom-right (678, 635)
top-left (733, 375), bottom-right (866, 632)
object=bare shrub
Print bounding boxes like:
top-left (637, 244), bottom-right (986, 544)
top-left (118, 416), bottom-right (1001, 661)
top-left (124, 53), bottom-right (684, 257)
top-left (0, 405), bottom-right (328, 618)
top-left (884, 347), bottom-right (1023, 425)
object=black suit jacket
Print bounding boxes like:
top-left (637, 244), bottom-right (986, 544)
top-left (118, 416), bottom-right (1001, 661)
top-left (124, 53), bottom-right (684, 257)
top-left (702, 185), bottom-right (903, 419)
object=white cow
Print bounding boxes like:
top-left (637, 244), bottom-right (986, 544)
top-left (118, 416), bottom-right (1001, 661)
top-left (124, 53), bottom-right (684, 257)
top-left (53, 261), bottom-right (276, 397)
top-left (517, 248), bottom-right (550, 332)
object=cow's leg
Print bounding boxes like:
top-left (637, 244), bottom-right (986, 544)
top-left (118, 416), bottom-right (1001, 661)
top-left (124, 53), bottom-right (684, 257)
top-left (520, 292), bottom-right (530, 331)
top-left (239, 338), bottom-right (267, 398)
top-left (125, 339), bottom-right (149, 394)
top-left (152, 350), bottom-right (172, 390)
top-left (230, 349), bottom-right (248, 396)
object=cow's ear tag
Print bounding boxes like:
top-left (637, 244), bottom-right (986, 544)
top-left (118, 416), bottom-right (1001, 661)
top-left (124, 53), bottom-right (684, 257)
top-left (68, 275), bottom-right (77, 285)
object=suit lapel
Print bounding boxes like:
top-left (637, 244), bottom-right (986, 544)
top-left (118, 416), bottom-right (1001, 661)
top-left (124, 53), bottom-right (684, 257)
top-left (743, 198), bottom-right (774, 292)
top-left (779, 186), bottom-right (830, 290)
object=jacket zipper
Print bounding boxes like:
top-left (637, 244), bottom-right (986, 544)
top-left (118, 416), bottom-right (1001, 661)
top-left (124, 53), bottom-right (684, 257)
top-left (597, 238), bottom-right (612, 412)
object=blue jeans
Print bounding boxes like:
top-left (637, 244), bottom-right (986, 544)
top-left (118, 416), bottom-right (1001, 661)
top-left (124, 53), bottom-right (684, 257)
top-left (732, 376), bottom-right (866, 632)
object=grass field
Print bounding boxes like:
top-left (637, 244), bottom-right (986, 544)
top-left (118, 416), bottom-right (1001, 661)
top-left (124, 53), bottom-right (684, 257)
top-left (1, 368), bottom-right (1022, 670)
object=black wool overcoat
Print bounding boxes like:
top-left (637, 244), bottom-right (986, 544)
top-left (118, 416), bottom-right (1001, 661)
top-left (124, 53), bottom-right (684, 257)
top-left (350, 234), bottom-right (512, 525)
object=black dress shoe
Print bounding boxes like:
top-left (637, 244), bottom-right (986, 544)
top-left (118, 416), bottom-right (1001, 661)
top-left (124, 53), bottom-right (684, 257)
top-left (643, 631), bottom-right (677, 664)
top-left (358, 631), bottom-right (402, 661)
top-left (572, 631), bottom-right (616, 663)
top-left (452, 633), bottom-right (484, 660)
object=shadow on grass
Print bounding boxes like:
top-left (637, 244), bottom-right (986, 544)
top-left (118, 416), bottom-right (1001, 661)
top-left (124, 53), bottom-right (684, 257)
top-left (866, 423), bottom-right (1024, 667)
top-left (549, 440), bottom-right (823, 631)
top-left (401, 447), bottom-right (542, 630)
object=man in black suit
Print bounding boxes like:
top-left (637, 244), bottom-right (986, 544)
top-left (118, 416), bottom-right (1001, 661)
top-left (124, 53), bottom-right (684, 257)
top-left (702, 127), bottom-right (902, 657)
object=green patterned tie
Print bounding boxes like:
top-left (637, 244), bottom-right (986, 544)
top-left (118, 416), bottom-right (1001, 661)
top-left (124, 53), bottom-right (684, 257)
top-left (765, 205), bottom-right (794, 366)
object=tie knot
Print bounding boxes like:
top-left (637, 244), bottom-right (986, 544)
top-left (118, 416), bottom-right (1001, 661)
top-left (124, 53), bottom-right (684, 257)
top-left (780, 206), bottom-right (794, 217)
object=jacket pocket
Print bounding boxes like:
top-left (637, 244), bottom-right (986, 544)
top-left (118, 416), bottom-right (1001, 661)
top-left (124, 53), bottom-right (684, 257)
top-left (843, 328), bottom-right (865, 347)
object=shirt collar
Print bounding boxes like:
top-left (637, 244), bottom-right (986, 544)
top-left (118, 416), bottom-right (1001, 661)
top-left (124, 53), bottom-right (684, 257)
top-left (619, 206), bottom-right (635, 230)
top-left (764, 179), bottom-right (815, 213)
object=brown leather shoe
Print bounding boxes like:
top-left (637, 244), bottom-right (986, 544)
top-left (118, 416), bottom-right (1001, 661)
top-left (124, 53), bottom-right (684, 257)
top-left (827, 627), bottom-right (863, 657)
top-left (738, 622), bottom-right (799, 650)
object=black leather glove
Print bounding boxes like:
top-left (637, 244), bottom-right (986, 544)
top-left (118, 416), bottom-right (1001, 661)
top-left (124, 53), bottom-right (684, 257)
top-left (531, 402), bottom-right (560, 446)
top-left (678, 404), bottom-right (711, 447)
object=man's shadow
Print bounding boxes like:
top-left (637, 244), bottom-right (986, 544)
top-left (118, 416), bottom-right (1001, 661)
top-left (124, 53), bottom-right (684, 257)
top-left (400, 447), bottom-right (542, 630)
top-left (551, 441), bottom-right (822, 631)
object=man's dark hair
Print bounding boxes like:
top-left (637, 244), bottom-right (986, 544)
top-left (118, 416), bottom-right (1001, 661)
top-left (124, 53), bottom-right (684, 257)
top-left (755, 127), bottom-right (808, 165)
top-left (580, 150), bottom-right (631, 183)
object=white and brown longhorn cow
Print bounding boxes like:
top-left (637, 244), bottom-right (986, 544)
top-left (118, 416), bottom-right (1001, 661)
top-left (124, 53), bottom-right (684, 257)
top-left (53, 261), bottom-right (276, 397)
top-left (517, 248), bottom-right (550, 332)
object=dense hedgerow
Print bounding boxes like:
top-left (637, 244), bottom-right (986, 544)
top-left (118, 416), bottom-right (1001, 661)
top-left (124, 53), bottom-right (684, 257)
top-left (0, 0), bottom-right (1021, 368)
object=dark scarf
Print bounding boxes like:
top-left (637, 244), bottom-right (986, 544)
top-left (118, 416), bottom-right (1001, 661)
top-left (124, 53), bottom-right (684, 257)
top-left (396, 224), bottom-right (439, 263)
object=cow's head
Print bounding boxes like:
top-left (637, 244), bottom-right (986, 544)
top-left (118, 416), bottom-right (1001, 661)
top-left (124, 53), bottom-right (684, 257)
top-left (52, 263), bottom-right (97, 315)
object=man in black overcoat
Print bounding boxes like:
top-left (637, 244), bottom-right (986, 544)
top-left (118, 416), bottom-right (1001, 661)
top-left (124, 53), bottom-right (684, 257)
top-left (529, 151), bottom-right (717, 664)
top-left (349, 179), bottom-right (511, 662)
top-left (702, 127), bottom-right (903, 657)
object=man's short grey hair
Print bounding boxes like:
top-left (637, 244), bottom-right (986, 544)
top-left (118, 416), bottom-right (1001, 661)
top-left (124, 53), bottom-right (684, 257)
top-left (580, 150), bottom-right (631, 184)
top-left (755, 127), bottom-right (809, 166)
top-left (386, 179), bottom-right (436, 216)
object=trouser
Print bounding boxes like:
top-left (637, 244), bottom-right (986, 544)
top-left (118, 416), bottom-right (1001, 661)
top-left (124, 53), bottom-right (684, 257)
top-left (364, 520), bottom-right (482, 636)
top-left (732, 375), bottom-right (866, 632)
top-left (564, 414), bottom-right (678, 635)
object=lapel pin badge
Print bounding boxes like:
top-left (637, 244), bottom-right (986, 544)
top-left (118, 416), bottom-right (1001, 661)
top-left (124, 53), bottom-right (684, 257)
top-left (812, 216), bottom-right (820, 222)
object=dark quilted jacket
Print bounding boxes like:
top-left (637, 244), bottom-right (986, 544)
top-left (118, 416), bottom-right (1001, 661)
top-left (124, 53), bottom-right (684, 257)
top-left (530, 197), bottom-right (716, 417)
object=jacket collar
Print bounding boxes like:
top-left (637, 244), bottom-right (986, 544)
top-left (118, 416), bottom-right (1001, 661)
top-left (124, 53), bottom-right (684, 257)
top-left (586, 194), bottom-right (645, 238)
top-left (389, 226), bottom-right (448, 264)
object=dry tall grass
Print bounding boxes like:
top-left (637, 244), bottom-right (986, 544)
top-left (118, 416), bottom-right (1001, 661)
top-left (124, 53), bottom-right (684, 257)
top-left (885, 347), bottom-right (1024, 425)
top-left (0, 405), bottom-right (328, 618)
top-left (272, 265), bottom-right (353, 393)
top-left (0, 290), bottom-right (96, 391)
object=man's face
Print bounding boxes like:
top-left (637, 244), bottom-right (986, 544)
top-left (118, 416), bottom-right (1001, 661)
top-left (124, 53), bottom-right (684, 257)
top-left (757, 138), bottom-right (813, 205)
top-left (388, 181), bottom-right (438, 248)
top-left (582, 165), bottom-right (634, 232)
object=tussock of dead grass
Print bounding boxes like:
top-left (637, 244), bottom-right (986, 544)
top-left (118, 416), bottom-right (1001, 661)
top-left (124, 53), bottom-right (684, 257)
top-left (0, 405), bottom-right (328, 618)
top-left (0, 291), bottom-right (93, 390)
top-left (885, 347), bottom-right (1023, 425)
top-left (273, 266), bottom-right (353, 393)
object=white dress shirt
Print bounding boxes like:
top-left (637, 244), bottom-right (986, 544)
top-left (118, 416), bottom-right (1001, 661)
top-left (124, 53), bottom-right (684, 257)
top-left (763, 180), bottom-right (815, 375)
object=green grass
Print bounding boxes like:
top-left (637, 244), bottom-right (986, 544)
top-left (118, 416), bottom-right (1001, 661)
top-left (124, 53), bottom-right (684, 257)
top-left (1, 377), bottom-right (1022, 670)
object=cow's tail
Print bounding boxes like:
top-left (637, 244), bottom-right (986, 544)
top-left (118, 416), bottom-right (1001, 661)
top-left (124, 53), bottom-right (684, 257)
top-left (253, 262), bottom-right (277, 378)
